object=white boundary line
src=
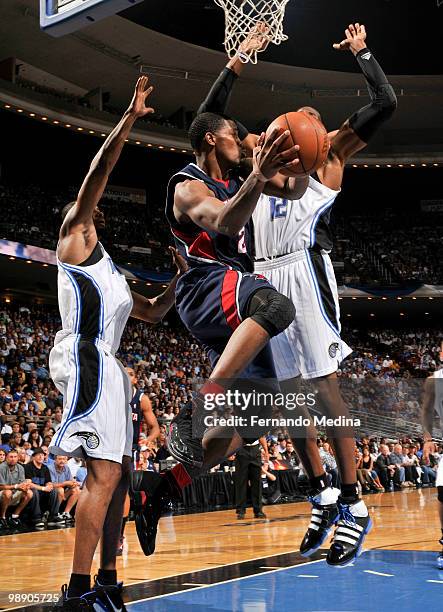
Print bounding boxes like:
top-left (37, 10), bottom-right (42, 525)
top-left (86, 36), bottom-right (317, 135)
top-left (127, 559), bottom-right (325, 606)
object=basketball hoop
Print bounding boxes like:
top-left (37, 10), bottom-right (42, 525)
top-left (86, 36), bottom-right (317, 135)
top-left (214, 0), bottom-right (291, 64)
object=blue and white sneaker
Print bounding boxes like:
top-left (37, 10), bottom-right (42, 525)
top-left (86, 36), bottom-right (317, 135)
top-left (93, 578), bottom-right (127, 612)
top-left (326, 499), bottom-right (372, 567)
top-left (438, 535), bottom-right (443, 570)
top-left (300, 487), bottom-right (340, 557)
top-left (56, 585), bottom-right (98, 610)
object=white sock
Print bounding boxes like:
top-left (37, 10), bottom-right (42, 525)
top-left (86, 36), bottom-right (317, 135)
top-left (313, 487), bottom-right (341, 505)
top-left (348, 499), bottom-right (368, 518)
top-left (12, 514), bottom-right (19, 519)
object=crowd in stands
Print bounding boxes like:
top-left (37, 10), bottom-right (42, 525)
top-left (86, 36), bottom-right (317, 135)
top-left (1, 183), bottom-right (442, 284)
top-left (336, 210), bottom-right (443, 285)
top-left (0, 303), bottom-right (442, 532)
top-left (0, 184), bottom-right (171, 272)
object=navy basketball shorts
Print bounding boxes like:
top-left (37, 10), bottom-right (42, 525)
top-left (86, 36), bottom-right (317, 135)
top-left (175, 267), bottom-right (278, 380)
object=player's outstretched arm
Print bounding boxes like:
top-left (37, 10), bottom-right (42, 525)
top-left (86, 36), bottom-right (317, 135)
top-left (329, 24), bottom-right (397, 163)
top-left (130, 247), bottom-right (187, 324)
top-left (174, 128), bottom-right (300, 237)
top-left (197, 24), bottom-right (268, 144)
top-left (63, 77), bottom-right (154, 232)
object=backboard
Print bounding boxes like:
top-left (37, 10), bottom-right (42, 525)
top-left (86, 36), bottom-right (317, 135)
top-left (40, 0), bottom-right (144, 37)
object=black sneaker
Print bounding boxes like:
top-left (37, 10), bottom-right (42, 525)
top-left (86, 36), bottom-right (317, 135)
top-left (48, 514), bottom-right (66, 527)
top-left (56, 584), bottom-right (98, 610)
top-left (166, 398), bottom-right (205, 468)
top-left (254, 511), bottom-right (267, 519)
top-left (300, 487), bottom-right (340, 557)
top-left (0, 517), bottom-right (9, 531)
top-left (7, 516), bottom-right (21, 529)
top-left (93, 578), bottom-right (127, 612)
top-left (33, 517), bottom-right (45, 530)
top-left (326, 499), bottom-right (372, 567)
top-left (133, 475), bottom-right (169, 556)
top-left (237, 511), bottom-right (245, 520)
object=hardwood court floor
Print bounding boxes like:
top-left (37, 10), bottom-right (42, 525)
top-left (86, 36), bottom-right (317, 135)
top-left (0, 488), bottom-right (440, 609)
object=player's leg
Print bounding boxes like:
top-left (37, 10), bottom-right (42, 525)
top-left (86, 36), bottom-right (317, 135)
top-left (93, 456), bottom-right (131, 612)
top-left (117, 493), bottom-right (131, 556)
top-left (169, 270), bottom-right (295, 469)
top-left (277, 377), bottom-right (339, 556)
top-left (437, 457), bottom-right (443, 568)
top-left (64, 487), bottom-right (80, 515)
top-left (67, 458), bottom-right (122, 597)
top-left (248, 448), bottom-right (265, 518)
top-left (234, 451), bottom-right (249, 519)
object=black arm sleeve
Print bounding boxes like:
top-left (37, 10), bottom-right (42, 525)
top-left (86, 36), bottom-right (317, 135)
top-left (197, 66), bottom-right (249, 141)
top-left (348, 48), bottom-right (397, 143)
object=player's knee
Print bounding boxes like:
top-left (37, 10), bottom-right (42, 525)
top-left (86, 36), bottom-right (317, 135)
top-left (438, 486), bottom-right (443, 504)
top-left (246, 288), bottom-right (295, 338)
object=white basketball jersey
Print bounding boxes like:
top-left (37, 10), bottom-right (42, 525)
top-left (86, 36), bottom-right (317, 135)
top-left (433, 369), bottom-right (443, 424)
top-left (253, 176), bottom-right (340, 259)
top-left (55, 242), bottom-right (133, 354)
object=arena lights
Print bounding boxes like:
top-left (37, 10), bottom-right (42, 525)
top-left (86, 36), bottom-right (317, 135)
top-left (42, 263), bottom-right (48, 267)
top-left (382, 297), bottom-right (387, 300)
top-left (8, 256), bottom-right (15, 260)
top-left (2, 103), bottom-right (192, 154)
top-left (146, 282), bottom-right (151, 286)
top-left (26, 260), bottom-right (32, 264)
top-left (370, 313), bottom-right (375, 317)
top-left (425, 312), bottom-right (430, 315)
top-left (400, 312), bottom-right (405, 316)
top-left (5, 298), bottom-right (11, 303)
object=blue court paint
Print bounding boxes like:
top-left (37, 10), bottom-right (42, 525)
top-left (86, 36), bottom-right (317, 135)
top-left (128, 551), bottom-right (443, 612)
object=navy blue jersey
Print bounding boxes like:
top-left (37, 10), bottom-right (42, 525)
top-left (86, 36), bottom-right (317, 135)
top-left (165, 162), bottom-right (254, 273)
top-left (130, 388), bottom-right (143, 448)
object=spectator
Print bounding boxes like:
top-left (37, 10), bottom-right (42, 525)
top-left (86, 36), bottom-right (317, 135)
top-left (28, 429), bottom-right (42, 450)
top-left (0, 449), bottom-right (6, 464)
top-left (357, 445), bottom-right (384, 492)
top-left (154, 433), bottom-right (170, 463)
top-left (389, 444), bottom-right (409, 487)
top-left (49, 455), bottom-right (80, 523)
top-left (24, 448), bottom-right (63, 528)
top-left (375, 444), bottom-right (401, 490)
top-left (0, 449), bottom-right (34, 529)
top-left (281, 440), bottom-right (299, 470)
top-left (319, 442), bottom-right (340, 488)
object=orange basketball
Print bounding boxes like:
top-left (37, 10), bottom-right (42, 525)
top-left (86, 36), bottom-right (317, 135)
top-left (266, 111), bottom-right (330, 176)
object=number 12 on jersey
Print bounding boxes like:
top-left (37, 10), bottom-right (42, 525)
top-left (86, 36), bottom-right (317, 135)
top-left (269, 197), bottom-right (288, 220)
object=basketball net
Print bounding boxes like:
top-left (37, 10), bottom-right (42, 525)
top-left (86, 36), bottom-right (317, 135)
top-left (214, 0), bottom-right (291, 64)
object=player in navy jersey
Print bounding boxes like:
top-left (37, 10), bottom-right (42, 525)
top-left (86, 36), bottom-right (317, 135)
top-left (165, 111), bottom-right (309, 470)
top-left (117, 367), bottom-right (160, 556)
top-left (195, 22), bottom-right (397, 567)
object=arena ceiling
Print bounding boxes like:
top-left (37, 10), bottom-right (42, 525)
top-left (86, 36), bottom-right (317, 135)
top-left (122, 0), bottom-right (443, 76)
top-left (0, 1), bottom-right (442, 155)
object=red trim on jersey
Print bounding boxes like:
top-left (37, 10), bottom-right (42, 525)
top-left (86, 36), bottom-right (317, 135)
top-left (171, 227), bottom-right (195, 245)
top-left (214, 178), bottom-right (230, 189)
top-left (221, 270), bottom-right (241, 331)
top-left (188, 231), bottom-right (218, 261)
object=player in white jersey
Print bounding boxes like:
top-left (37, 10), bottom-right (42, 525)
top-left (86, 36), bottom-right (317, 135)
top-left (199, 23), bottom-right (396, 566)
top-left (50, 77), bottom-right (187, 611)
top-left (422, 343), bottom-right (443, 569)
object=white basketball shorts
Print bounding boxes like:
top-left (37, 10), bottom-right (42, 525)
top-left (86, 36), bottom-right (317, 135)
top-left (49, 335), bottom-right (133, 463)
top-left (255, 249), bottom-right (352, 380)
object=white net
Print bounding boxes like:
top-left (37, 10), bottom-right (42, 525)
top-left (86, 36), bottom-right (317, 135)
top-left (214, 0), bottom-right (291, 64)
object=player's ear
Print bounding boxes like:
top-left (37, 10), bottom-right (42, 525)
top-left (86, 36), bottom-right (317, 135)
top-left (205, 132), bottom-right (216, 147)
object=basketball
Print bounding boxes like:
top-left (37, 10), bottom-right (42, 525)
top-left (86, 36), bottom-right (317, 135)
top-left (266, 111), bottom-right (330, 176)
